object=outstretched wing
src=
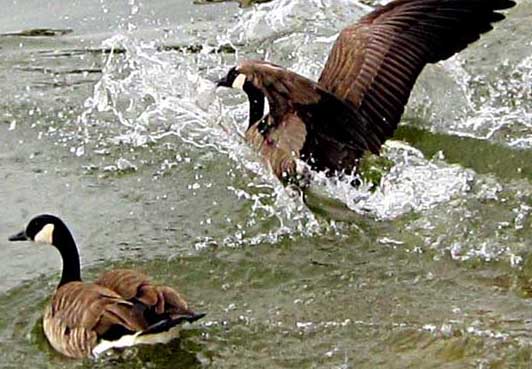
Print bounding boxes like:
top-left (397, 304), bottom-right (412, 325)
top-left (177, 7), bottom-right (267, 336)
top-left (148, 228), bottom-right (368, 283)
top-left (319, 0), bottom-right (515, 144)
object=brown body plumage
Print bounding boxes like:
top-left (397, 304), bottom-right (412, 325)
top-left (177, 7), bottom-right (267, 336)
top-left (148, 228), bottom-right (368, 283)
top-left (8, 215), bottom-right (204, 359)
top-left (217, 0), bottom-right (515, 182)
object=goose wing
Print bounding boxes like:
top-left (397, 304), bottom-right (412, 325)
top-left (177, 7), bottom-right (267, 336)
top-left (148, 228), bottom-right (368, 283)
top-left (240, 61), bottom-right (381, 173)
top-left (95, 269), bottom-right (195, 320)
top-left (44, 282), bottom-right (146, 358)
top-left (318, 0), bottom-right (515, 145)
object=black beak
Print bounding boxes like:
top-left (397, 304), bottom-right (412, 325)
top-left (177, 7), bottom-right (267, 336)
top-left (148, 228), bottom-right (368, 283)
top-left (8, 230), bottom-right (27, 242)
top-left (216, 76), bottom-right (230, 88)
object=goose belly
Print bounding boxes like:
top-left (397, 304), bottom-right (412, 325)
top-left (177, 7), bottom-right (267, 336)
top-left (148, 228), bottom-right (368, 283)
top-left (91, 326), bottom-right (182, 358)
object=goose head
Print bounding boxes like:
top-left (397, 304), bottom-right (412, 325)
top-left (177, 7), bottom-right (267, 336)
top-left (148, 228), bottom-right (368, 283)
top-left (9, 214), bottom-right (81, 286)
top-left (216, 66), bottom-right (247, 90)
top-left (9, 214), bottom-right (68, 246)
top-left (216, 63), bottom-right (268, 127)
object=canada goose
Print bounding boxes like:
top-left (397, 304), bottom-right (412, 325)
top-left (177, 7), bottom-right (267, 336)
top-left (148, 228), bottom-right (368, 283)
top-left (217, 0), bottom-right (515, 183)
top-left (8, 214), bottom-right (205, 359)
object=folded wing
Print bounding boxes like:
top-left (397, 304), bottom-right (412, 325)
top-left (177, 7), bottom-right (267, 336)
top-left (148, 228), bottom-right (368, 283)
top-left (95, 269), bottom-right (194, 321)
top-left (44, 282), bottom-right (145, 358)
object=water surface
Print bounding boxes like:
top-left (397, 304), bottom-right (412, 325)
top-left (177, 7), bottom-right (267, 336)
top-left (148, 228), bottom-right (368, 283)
top-left (0, 0), bottom-right (531, 368)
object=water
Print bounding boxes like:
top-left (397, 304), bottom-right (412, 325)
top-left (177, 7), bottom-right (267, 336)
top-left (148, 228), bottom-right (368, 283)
top-left (0, 0), bottom-right (531, 367)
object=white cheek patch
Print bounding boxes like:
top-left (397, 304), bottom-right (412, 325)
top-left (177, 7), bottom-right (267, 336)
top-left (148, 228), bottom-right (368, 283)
top-left (232, 73), bottom-right (247, 90)
top-left (35, 224), bottom-right (54, 245)
top-left (263, 97), bottom-right (270, 117)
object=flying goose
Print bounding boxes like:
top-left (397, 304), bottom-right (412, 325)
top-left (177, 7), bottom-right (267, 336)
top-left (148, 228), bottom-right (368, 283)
top-left (217, 0), bottom-right (515, 183)
top-left (8, 214), bottom-right (205, 359)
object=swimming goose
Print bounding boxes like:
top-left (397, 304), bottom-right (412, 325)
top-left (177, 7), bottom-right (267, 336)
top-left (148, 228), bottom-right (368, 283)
top-left (8, 214), bottom-right (205, 359)
top-left (217, 0), bottom-right (515, 183)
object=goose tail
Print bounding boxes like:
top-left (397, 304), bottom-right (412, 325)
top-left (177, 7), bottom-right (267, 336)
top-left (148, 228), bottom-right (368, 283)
top-left (139, 312), bottom-right (207, 336)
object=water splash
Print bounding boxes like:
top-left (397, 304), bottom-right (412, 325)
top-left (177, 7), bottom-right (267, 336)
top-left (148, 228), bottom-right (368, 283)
top-left (435, 55), bottom-right (532, 149)
top-left (309, 142), bottom-right (475, 220)
top-left (74, 0), bottom-right (529, 252)
top-left (225, 0), bottom-right (370, 45)
top-left (78, 34), bottom-right (325, 246)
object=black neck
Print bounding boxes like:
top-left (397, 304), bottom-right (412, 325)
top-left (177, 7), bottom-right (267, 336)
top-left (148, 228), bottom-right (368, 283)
top-left (243, 81), bottom-right (265, 128)
top-left (55, 228), bottom-right (82, 287)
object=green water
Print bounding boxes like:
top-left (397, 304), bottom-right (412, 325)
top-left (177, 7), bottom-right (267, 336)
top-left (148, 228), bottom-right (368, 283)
top-left (0, 0), bottom-right (531, 368)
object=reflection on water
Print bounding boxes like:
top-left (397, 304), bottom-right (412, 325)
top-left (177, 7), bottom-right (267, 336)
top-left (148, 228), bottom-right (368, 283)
top-left (0, 0), bottom-right (531, 368)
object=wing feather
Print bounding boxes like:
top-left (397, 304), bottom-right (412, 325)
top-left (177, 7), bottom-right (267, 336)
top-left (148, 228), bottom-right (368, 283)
top-left (239, 61), bottom-right (381, 171)
top-left (319, 0), bottom-right (515, 145)
top-left (44, 282), bottom-right (146, 358)
top-left (95, 269), bottom-right (192, 319)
